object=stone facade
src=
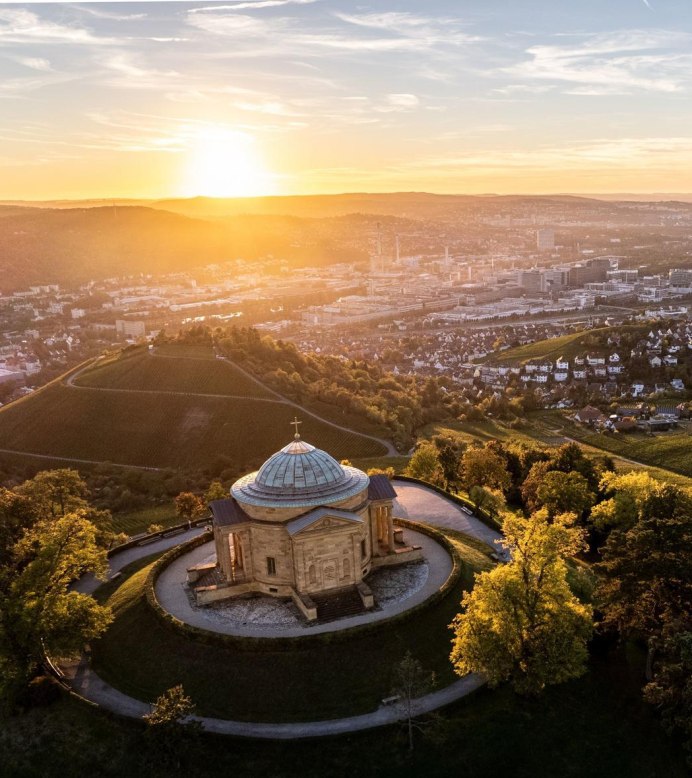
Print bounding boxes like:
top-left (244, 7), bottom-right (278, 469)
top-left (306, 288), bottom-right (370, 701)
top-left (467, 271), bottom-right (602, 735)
top-left (188, 433), bottom-right (422, 616)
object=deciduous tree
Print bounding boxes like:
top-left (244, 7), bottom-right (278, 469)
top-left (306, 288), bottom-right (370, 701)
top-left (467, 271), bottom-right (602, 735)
top-left (535, 471), bottom-right (594, 520)
top-left (174, 492), bottom-right (206, 522)
top-left (16, 469), bottom-right (88, 519)
top-left (405, 442), bottom-right (443, 485)
top-left (0, 512), bottom-right (113, 705)
top-left (461, 447), bottom-right (510, 494)
top-left (204, 481), bottom-right (228, 503)
top-left (450, 510), bottom-right (592, 695)
top-left (391, 652), bottom-right (437, 752)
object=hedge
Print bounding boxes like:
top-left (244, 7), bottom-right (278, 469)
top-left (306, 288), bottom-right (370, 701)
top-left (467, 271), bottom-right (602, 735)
top-left (142, 520), bottom-right (464, 651)
top-left (393, 475), bottom-right (504, 533)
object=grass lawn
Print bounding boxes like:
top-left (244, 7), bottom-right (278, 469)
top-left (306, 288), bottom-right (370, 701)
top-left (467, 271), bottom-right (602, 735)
top-left (90, 532), bottom-right (487, 723)
top-left (555, 417), bottom-right (692, 477)
top-left (4, 605), bottom-right (686, 778)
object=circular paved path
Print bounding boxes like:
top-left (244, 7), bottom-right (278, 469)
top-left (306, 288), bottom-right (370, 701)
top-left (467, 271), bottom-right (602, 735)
top-left (392, 479), bottom-right (506, 557)
top-left (155, 528), bottom-right (451, 638)
top-left (61, 479), bottom-right (499, 738)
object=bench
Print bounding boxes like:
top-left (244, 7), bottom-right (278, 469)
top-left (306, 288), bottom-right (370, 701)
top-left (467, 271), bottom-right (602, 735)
top-left (381, 695), bottom-right (400, 706)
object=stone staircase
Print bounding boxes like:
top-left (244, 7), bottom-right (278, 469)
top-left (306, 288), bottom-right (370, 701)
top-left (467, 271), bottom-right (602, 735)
top-left (312, 587), bottom-right (366, 623)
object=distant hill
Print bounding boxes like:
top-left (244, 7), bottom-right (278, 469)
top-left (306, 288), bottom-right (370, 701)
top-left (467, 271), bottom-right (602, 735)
top-left (2, 191), bottom-right (617, 221)
top-left (0, 206), bottom-right (366, 291)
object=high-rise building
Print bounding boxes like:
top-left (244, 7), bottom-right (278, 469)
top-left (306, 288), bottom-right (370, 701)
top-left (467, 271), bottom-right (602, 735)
top-left (536, 228), bottom-right (555, 251)
top-left (669, 268), bottom-right (692, 287)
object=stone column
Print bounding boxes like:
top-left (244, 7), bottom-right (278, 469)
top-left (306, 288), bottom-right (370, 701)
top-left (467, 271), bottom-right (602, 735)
top-left (218, 528), bottom-right (232, 579)
top-left (370, 505), bottom-right (380, 556)
top-left (387, 505), bottom-right (395, 552)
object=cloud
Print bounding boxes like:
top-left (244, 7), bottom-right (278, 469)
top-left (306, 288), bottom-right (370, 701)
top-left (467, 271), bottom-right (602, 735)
top-left (0, 8), bottom-right (119, 45)
top-left (15, 56), bottom-right (53, 71)
top-left (505, 29), bottom-right (692, 94)
top-left (386, 93), bottom-right (419, 108)
top-left (193, 0), bottom-right (318, 10)
top-left (75, 6), bottom-right (147, 22)
top-left (186, 6), bottom-right (482, 58)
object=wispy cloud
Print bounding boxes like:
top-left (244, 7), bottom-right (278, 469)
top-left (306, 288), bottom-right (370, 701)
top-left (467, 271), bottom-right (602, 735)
top-left (14, 55), bottom-right (53, 71)
top-left (187, 6), bottom-right (482, 57)
top-left (505, 29), bottom-right (692, 94)
top-left (0, 8), bottom-right (119, 45)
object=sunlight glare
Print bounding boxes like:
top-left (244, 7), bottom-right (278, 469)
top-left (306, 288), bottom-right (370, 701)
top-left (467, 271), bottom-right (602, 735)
top-left (182, 128), bottom-right (275, 198)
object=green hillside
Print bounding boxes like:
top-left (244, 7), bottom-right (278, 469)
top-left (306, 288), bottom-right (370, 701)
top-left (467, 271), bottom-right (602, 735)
top-left (487, 325), bottom-right (647, 366)
top-left (0, 351), bottom-right (386, 472)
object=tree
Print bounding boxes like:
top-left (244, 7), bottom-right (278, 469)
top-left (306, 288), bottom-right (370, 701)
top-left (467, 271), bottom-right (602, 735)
top-left (16, 469), bottom-right (89, 519)
top-left (391, 652), bottom-right (437, 752)
top-left (434, 439), bottom-right (463, 491)
top-left (468, 485), bottom-right (506, 518)
top-left (589, 471), bottom-right (660, 531)
top-left (643, 629), bottom-right (692, 765)
top-left (461, 447), bottom-right (510, 493)
top-left (174, 492), bottom-right (206, 522)
top-left (204, 481), bottom-right (227, 503)
top-left (596, 479), bottom-right (692, 754)
top-left (144, 685), bottom-right (202, 769)
top-left (535, 471), bottom-right (594, 520)
top-left (405, 442), bottom-right (443, 485)
top-left (450, 510), bottom-right (592, 695)
top-left (0, 512), bottom-right (113, 705)
top-left (596, 484), bottom-right (692, 663)
top-left (0, 488), bottom-right (38, 560)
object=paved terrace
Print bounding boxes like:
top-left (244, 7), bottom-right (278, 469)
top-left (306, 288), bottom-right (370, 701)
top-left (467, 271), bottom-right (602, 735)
top-left (155, 528), bottom-right (451, 638)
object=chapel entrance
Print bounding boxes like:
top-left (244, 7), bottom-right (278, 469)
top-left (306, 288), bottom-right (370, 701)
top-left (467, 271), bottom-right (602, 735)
top-left (319, 557), bottom-right (340, 590)
top-left (227, 532), bottom-right (246, 583)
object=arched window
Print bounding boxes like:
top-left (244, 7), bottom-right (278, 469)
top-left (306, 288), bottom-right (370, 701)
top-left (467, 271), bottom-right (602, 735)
top-left (343, 558), bottom-right (350, 578)
top-left (308, 564), bottom-right (316, 584)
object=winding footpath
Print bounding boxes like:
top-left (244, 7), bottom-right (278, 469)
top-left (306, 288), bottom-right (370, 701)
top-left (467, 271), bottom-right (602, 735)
top-left (60, 480), bottom-right (500, 739)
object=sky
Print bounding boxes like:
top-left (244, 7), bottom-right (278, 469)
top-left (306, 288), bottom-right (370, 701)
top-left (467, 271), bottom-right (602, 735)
top-left (1, 0), bottom-right (692, 199)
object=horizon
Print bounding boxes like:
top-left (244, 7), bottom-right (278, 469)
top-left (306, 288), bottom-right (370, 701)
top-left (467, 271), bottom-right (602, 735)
top-left (2, 0), bottom-right (692, 199)
top-left (4, 189), bottom-right (692, 206)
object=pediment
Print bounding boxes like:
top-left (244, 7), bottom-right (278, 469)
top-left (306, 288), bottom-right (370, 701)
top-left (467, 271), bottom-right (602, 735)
top-left (297, 515), bottom-right (358, 535)
top-left (287, 508), bottom-right (363, 537)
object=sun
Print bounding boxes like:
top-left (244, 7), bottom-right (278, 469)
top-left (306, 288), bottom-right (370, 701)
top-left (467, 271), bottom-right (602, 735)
top-left (181, 128), bottom-right (276, 198)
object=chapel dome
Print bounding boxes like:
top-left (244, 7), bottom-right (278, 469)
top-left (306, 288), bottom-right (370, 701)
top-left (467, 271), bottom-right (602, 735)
top-left (231, 436), bottom-right (369, 509)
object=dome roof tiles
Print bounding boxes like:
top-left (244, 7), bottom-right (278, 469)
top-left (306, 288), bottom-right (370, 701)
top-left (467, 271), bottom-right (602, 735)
top-left (231, 437), bottom-right (369, 509)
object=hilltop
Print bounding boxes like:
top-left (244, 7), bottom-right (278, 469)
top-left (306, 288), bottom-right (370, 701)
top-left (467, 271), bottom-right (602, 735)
top-left (0, 345), bottom-right (387, 475)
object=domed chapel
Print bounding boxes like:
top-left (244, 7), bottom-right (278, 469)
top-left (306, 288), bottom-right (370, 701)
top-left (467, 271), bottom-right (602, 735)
top-left (187, 420), bottom-right (423, 621)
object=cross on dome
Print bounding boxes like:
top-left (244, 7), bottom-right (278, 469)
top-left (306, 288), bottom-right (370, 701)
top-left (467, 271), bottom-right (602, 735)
top-left (291, 416), bottom-right (302, 439)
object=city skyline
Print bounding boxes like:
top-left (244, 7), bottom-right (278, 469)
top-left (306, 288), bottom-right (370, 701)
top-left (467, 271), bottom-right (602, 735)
top-left (2, 0), bottom-right (692, 199)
